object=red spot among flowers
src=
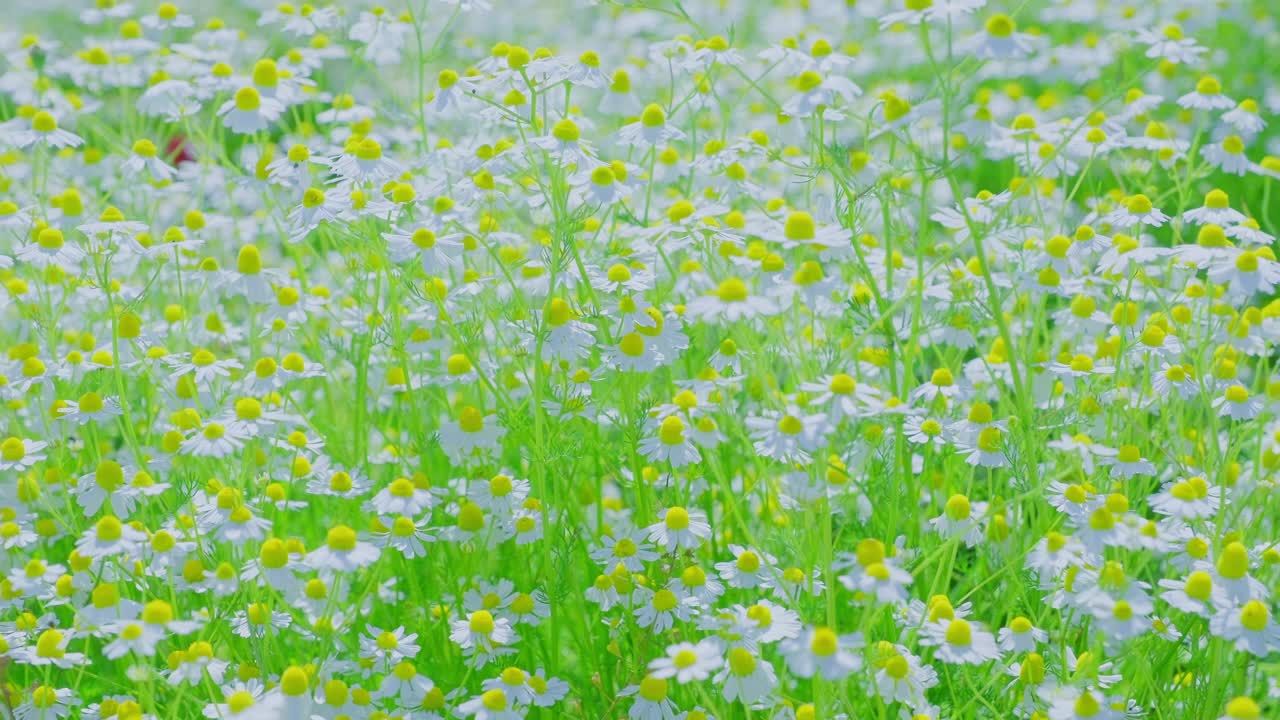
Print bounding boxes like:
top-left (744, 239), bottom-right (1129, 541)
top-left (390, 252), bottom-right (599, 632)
top-left (165, 134), bottom-right (195, 165)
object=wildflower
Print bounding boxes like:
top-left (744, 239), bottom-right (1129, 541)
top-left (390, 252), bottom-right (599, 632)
top-left (122, 138), bottom-right (176, 180)
top-left (779, 626), bottom-right (862, 680)
top-left (646, 506), bottom-right (712, 552)
top-left (746, 408), bottom-right (828, 463)
top-left (1105, 194), bottom-right (1170, 228)
top-left (648, 639), bottom-right (723, 682)
top-left (639, 415), bottom-right (702, 467)
top-left (617, 103), bottom-right (687, 147)
top-left (998, 617), bottom-right (1046, 653)
top-left (619, 675), bottom-right (678, 720)
top-left (201, 681), bottom-right (282, 719)
top-left (440, 406), bottom-right (506, 459)
top-left (632, 586), bottom-right (695, 632)
top-left (1220, 697), bottom-right (1262, 720)
top-left (1136, 24), bottom-right (1206, 64)
top-left (450, 610), bottom-right (520, 667)
top-left (1202, 135), bottom-right (1253, 175)
top-left (929, 494), bottom-right (987, 548)
top-left (16, 228), bottom-right (85, 270)
top-left (0, 437), bottom-right (48, 471)
top-left (218, 87), bottom-right (285, 134)
top-left (1158, 570), bottom-right (1226, 618)
top-left (8, 111), bottom-right (83, 149)
top-left (1211, 599), bottom-right (1280, 657)
top-left (686, 276), bottom-right (779, 322)
top-left (1101, 444), bottom-right (1156, 479)
top-left (1182, 189), bottom-right (1247, 226)
top-left (1208, 249), bottom-right (1280, 297)
top-left (921, 618), bottom-right (1000, 665)
top-left (715, 646), bottom-right (777, 704)
top-left (306, 525), bottom-right (380, 571)
top-left (873, 642), bottom-right (937, 706)
top-left (967, 13), bottom-right (1036, 59)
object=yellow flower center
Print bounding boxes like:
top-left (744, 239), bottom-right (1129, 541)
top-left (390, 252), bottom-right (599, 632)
top-left (641, 104), bottom-right (665, 127)
top-left (470, 610), bottom-right (495, 634)
top-left (234, 87), bottom-right (261, 112)
top-left (458, 406), bottom-right (485, 433)
top-left (728, 647), bottom-right (757, 675)
top-left (638, 675), bottom-right (667, 701)
top-left (1, 438), bottom-right (25, 462)
top-left (777, 415), bottom-right (803, 435)
top-left (717, 278), bottom-right (749, 302)
top-left (784, 212), bottom-right (816, 241)
top-left (1074, 691), bottom-right (1101, 718)
top-left (227, 691), bottom-right (255, 713)
top-left (665, 507), bottom-right (690, 530)
top-left (1125, 194), bottom-right (1153, 215)
top-left (1241, 600), bottom-right (1270, 631)
top-left (659, 416), bottom-right (685, 445)
top-left (481, 689), bottom-right (507, 710)
top-left (326, 525), bottom-right (357, 551)
top-left (1218, 542), bottom-right (1249, 579)
top-left (945, 494), bottom-right (971, 520)
top-left (96, 515), bottom-right (123, 541)
top-left (810, 628), bottom-right (838, 656)
top-left (37, 228), bottom-right (65, 249)
top-left (945, 619), bottom-right (972, 646)
top-left (32, 111), bottom-right (58, 132)
top-left (985, 13), bottom-right (1015, 37)
top-left (652, 588), bottom-right (678, 611)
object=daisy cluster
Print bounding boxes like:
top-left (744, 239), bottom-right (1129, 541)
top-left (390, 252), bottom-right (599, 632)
top-left (2, 0), bottom-right (1280, 719)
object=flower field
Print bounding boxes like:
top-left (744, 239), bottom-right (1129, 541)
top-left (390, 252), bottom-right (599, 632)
top-left (1, 0), bottom-right (1279, 718)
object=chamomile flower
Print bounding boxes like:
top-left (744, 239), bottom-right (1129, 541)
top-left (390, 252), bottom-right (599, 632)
top-left (617, 104), bottom-right (687, 148)
top-left (9, 111), bottom-right (83, 149)
top-left (746, 408), bottom-right (827, 464)
top-left (715, 647), bottom-right (777, 704)
top-left (1182, 189), bottom-right (1247, 226)
top-left (1209, 249), bottom-right (1280, 297)
top-left (921, 618), bottom-right (1000, 665)
top-left (646, 506), bottom-right (712, 552)
top-left (306, 525), bottom-right (379, 571)
top-left (619, 675), bottom-right (678, 720)
top-left (450, 610), bottom-right (519, 667)
top-left (121, 139), bottom-right (176, 180)
top-left (0, 437), bottom-right (48, 471)
top-left (639, 415), bottom-right (702, 467)
top-left (1202, 135), bottom-right (1253, 175)
top-left (780, 626), bottom-right (863, 680)
top-left (633, 586), bottom-right (696, 632)
top-left (218, 87), bottom-right (285, 134)
top-left (1178, 76), bottom-right (1235, 111)
top-left (439, 406), bottom-right (506, 459)
top-left (715, 545), bottom-right (778, 590)
top-left (873, 642), bottom-right (937, 707)
top-left (1158, 570), bottom-right (1226, 618)
top-left (929, 494), bottom-right (988, 548)
top-left (967, 13), bottom-right (1036, 59)
top-left (1103, 194), bottom-right (1169, 228)
top-left (1210, 600), bottom-right (1280, 657)
top-left (16, 228), bottom-right (84, 270)
top-left (1136, 24), bottom-right (1205, 64)
top-left (649, 638), bottom-right (723, 683)
top-left (1221, 99), bottom-right (1267, 138)
top-left (361, 624), bottom-right (421, 665)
